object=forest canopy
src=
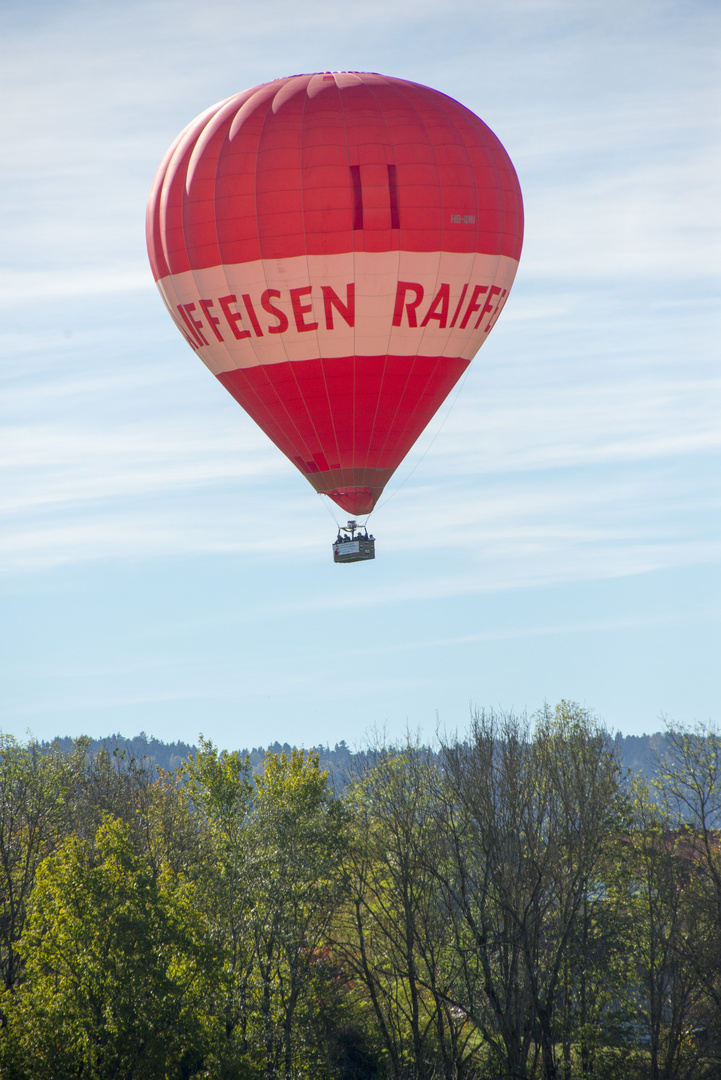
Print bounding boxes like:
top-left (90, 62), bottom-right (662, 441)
top-left (0, 703), bottom-right (719, 1080)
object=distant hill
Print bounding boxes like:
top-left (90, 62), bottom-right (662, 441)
top-left (612, 730), bottom-right (672, 780)
top-left (40, 730), bottom-right (670, 785)
top-left (40, 732), bottom-right (364, 784)
top-left (44, 732), bottom-right (198, 775)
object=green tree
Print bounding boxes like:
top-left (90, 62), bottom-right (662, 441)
top-left (1, 815), bottom-right (220, 1080)
top-left (181, 742), bottom-right (350, 1080)
top-left (658, 722), bottom-right (721, 1048)
top-left (433, 703), bottom-right (623, 1080)
top-left (0, 735), bottom-right (83, 994)
top-left (337, 745), bottom-right (477, 1080)
top-left (71, 744), bottom-right (161, 863)
top-left (181, 736), bottom-right (258, 1073)
top-left (533, 702), bottom-right (629, 1079)
top-left (555, 830), bottom-right (637, 1080)
top-left (621, 776), bottom-right (711, 1080)
top-left (246, 749), bottom-right (348, 1080)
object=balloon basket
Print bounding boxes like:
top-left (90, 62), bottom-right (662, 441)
top-left (332, 520), bottom-right (375, 564)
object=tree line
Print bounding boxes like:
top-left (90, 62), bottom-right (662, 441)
top-left (0, 703), bottom-right (719, 1080)
top-left (40, 732), bottom-right (680, 787)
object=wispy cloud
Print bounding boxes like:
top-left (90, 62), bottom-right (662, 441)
top-left (422, 379), bottom-right (721, 476)
top-left (2, 422), bottom-right (284, 509)
top-left (3, 0), bottom-right (718, 289)
top-left (0, 270), bottom-right (154, 302)
top-left (1, 0), bottom-right (718, 741)
top-left (346, 610), bottom-right (710, 655)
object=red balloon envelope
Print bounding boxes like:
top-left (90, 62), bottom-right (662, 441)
top-left (146, 72), bottom-right (523, 515)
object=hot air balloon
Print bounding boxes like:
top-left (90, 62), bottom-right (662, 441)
top-left (146, 72), bottom-right (523, 560)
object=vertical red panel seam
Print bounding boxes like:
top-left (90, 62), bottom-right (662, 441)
top-left (365, 80), bottom-right (443, 471)
top-left (489, 138), bottom-right (510, 255)
top-left (254, 96), bottom-right (286, 359)
top-left (159, 101), bottom-right (229, 274)
top-left (158, 142), bottom-right (189, 275)
top-left (247, 87), bottom-right (322, 471)
top-left (169, 125), bottom-right (201, 303)
top-left (350, 77), bottom-right (403, 479)
top-left (382, 86), bottom-right (482, 462)
top-left (213, 97), bottom-right (264, 377)
top-left (435, 92), bottom-right (505, 297)
top-left (279, 81), bottom-right (341, 478)
top-left (398, 82), bottom-right (452, 350)
top-left (147, 123), bottom-right (189, 280)
top-left (478, 120), bottom-right (506, 323)
top-left (182, 104), bottom-right (232, 373)
top-left (304, 81), bottom-right (345, 480)
top-left (335, 78), bottom-right (361, 476)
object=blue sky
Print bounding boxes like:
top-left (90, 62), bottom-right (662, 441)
top-left (2, 0), bottom-right (719, 749)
